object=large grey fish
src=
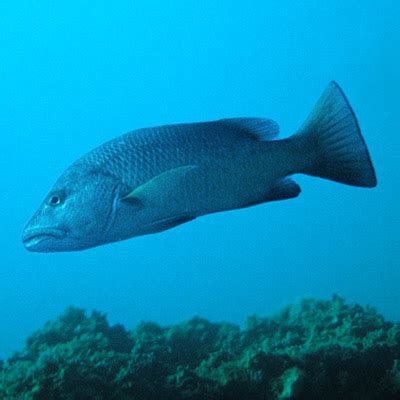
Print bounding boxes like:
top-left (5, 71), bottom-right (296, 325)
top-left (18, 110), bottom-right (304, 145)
top-left (22, 82), bottom-right (377, 252)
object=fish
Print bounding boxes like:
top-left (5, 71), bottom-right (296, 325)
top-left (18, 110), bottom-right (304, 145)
top-left (22, 81), bottom-right (377, 252)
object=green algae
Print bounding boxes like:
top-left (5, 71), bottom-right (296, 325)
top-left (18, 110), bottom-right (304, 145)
top-left (1, 296), bottom-right (399, 399)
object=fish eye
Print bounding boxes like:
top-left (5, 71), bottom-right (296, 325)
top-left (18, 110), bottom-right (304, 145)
top-left (47, 193), bottom-right (64, 207)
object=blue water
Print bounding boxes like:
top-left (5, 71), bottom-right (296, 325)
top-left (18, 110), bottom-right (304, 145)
top-left (1, 1), bottom-right (399, 359)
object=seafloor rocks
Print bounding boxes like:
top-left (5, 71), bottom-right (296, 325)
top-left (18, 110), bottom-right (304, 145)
top-left (1, 295), bottom-right (399, 399)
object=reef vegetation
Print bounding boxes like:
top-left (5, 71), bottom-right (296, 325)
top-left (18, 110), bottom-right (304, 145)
top-left (1, 296), bottom-right (399, 399)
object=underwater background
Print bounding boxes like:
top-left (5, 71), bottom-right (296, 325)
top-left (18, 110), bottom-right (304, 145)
top-left (0, 0), bottom-right (399, 372)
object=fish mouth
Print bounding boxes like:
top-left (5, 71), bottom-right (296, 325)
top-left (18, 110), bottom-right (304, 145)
top-left (22, 227), bottom-right (66, 251)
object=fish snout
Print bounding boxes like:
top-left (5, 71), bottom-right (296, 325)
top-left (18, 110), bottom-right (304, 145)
top-left (22, 227), bottom-right (66, 252)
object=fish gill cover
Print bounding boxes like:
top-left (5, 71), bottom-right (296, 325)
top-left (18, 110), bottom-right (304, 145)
top-left (1, 296), bottom-right (399, 400)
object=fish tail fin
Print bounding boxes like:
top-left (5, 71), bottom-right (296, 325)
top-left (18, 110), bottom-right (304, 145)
top-left (294, 81), bottom-right (377, 187)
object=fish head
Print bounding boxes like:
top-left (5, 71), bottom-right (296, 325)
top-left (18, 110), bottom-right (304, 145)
top-left (22, 165), bottom-right (123, 252)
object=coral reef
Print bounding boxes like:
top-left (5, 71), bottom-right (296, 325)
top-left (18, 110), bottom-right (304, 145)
top-left (1, 296), bottom-right (399, 399)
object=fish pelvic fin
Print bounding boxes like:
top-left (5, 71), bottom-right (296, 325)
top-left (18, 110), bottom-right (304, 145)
top-left (142, 215), bottom-right (196, 234)
top-left (293, 81), bottom-right (377, 188)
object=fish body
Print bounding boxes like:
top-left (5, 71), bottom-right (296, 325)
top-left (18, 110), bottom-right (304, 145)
top-left (22, 82), bottom-right (377, 252)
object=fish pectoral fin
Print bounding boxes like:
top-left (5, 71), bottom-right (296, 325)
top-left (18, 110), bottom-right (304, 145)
top-left (121, 165), bottom-right (198, 206)
top-left (145, 215), bottom-right (196, 234)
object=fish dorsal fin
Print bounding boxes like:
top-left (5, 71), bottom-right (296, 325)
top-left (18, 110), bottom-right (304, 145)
top-left (216, 118), bottom-right (279, 141)
top-left (121, 165), bottom-right (198, 206)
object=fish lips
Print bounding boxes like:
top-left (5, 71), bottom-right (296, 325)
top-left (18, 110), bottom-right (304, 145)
top-left (22, 227), bottom-right (66, 252)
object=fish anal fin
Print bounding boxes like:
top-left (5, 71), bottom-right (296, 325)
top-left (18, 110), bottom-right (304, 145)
top-left (265, 178), bottom-right (301, 202)
top-left (244, 178), bottom-right (301, 208)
